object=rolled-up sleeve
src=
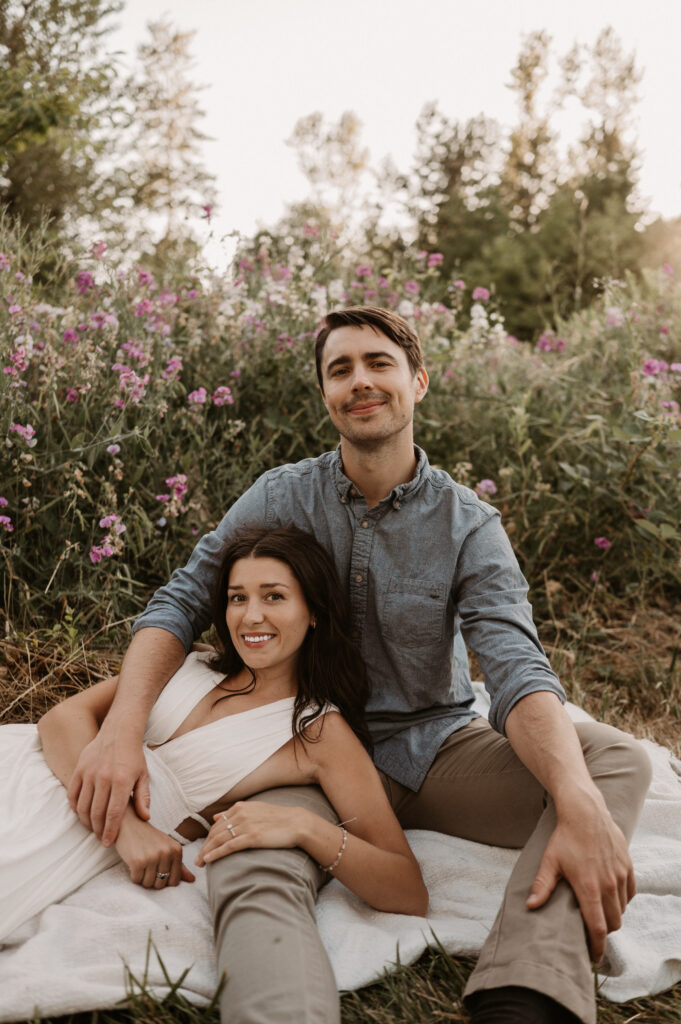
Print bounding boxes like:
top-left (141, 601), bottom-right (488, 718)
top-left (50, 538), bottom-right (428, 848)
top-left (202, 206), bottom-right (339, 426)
top-left (455, 513), bottom-right (565, 734)
top-left (132, 475), bottom-right (270, 651)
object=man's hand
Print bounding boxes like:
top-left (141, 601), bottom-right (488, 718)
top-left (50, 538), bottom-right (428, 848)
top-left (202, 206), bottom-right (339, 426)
top-left (67, 724), bottom-right (150, 846)
top-left (526, 794), bottom-right (636, 962)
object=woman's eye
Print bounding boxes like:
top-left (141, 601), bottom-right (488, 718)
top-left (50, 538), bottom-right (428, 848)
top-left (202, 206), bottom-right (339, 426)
top-left (229, 594), bottom-right (245, 603)
top-left (266, 592), bottom-right (284, 601)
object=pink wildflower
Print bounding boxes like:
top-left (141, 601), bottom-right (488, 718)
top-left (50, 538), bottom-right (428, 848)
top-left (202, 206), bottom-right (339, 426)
top-left (162, 356), bottom-right (183, 380)
top-left (201, 204), bottom-right (213, 220)
top-left (156, 494), bottom-right (170, 503)
top-left (659, 325), bottom-right (670, 335)
top-left (475, 479), bottom-right (497, 498)
top-left (594, 537), bottom-right (612, 550)
top-left (0, 253), bottom-right (10, 271)
top-left (65, 388), bottom-right (80, 403)
top-left (641, 359), bottom-right (668, 376)
top-left (670, 363), bottom-right (681, 373)
top-left (10, 423), bottom-right (36, 446)
top-left (356, 264), bottom-right (372, 277)
top-left (62, 329), bottom-right (78, 344)
top-left (188, 387), bottom-right (208, 405)
top-left (472, 287), bottom-right (490, 302)
top-left (106, 444), bottom-right (120, 455)
top-left (90, 241), bottom-right (107, 259)
top-left (212, 386), bottom-right (234, 406)
top-left (0, 515), bottom-right (14, 532)
top-left (404, 280), bottom-right (420, 295)
top-left (427, 253), bottom-right (444, 268)
top-left (8, 304), bottom-right (23, 317)
top-left (590, 571), bottom-right (599, 582)
top-left (663, 263), bottom-right (674, 275)
top-left (89, 546), bottom-right (103, 563)
top-left (0, 497), bottom-right (7, 507)
top-left (452, 280), bottom-right (465, 290)
top-left (166, 474), bottom-right (188, 501)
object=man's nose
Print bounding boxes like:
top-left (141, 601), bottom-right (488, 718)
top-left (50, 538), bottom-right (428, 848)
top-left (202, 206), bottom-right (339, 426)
top-left (349, 366), bottom-right (373, 390)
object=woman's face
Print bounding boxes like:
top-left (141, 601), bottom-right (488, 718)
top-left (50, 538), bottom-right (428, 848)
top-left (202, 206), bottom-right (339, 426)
top-left (225, 555), bottom-right (314, 678)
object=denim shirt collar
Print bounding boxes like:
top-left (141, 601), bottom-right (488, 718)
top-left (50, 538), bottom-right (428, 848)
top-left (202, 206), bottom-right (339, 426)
top-left (331, 445), bottom-right (431, 510)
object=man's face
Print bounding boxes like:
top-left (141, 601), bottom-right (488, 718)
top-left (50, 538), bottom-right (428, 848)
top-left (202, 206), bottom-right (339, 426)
top-left (319, 325), bottom-right (428, 449)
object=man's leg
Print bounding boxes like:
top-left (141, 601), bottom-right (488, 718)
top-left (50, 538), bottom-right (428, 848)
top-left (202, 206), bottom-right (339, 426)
top-left (206, 785), bottom-right (340, 1024)
top-left (383, 718), bottom-right (652, 1024)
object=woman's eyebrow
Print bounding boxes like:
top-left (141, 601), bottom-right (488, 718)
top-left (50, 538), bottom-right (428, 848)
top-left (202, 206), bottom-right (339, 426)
top-left (227, 582), bottom-right (291, 590)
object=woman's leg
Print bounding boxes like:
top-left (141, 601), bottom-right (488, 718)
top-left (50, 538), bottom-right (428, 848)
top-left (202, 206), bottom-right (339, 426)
top-left (206, 784), bottom-right (340, 1024)
top-left (383, 718), bottom-right (652, 1024)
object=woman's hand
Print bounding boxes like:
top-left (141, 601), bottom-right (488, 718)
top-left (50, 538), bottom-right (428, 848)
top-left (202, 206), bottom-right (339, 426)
top-left (114, 809), bottom-right (195, 888)
top-left (195, 802), bottom-right (305, 866)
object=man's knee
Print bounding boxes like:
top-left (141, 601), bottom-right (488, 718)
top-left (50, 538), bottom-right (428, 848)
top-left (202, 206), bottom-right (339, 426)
top-left (206, 785), bottom-right (334, 933)
top-left (575, 720), bottom-right (653, 803)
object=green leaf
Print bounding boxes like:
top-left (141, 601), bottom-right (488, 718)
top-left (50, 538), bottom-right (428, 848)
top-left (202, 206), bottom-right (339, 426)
top-left (635, 519), bottom-right (660, 537)
top-left (658, 523), bottom-right (678, 540)
top-left (666, 430), bottom-right (681, 443)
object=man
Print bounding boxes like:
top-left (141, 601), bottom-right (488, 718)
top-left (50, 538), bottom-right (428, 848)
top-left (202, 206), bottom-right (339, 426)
top-left (69, 306), bottom-right (651, 1024)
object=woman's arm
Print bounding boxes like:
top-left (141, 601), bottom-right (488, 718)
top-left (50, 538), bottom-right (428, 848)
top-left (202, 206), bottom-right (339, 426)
top-left (196, 713), bottom-right (428, 917)
top-left (38, 679), bottom-right (193, 887)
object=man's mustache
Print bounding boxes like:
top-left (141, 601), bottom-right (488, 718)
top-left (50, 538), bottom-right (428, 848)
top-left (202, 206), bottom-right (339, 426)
top-left (342, 393), bottom-right (388, 412)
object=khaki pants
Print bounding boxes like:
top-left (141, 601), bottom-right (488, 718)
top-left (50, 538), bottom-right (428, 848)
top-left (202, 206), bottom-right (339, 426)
top-left (206, 718), bottom-right (651, 1024)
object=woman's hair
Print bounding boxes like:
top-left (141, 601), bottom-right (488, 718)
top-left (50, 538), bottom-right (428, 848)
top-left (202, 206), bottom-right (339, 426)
top-left (210, 525), bottom-right (372, 751)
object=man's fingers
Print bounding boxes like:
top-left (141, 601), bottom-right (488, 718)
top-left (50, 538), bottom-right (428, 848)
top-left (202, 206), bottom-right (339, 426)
top-left (526, 856), bottom-right (560, 909)
top-left (100, 791), bottom-right (130, 847)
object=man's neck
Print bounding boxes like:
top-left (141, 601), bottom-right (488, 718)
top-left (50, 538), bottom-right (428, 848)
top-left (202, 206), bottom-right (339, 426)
top-left (339, 435), bottom-right (418, 509)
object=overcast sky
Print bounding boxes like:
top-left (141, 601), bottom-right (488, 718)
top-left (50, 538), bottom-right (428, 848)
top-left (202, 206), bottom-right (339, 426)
top-left (111, 0), bottom-right (681, 267)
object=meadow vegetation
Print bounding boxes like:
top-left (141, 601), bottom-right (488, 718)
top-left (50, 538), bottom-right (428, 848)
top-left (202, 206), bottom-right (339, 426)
top-left (1, 153), bottom-right (680, 1024)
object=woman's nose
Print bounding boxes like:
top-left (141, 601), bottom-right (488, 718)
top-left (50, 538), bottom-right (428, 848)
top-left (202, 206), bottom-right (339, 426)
top-left (243, 599), bottom-right (265, 623)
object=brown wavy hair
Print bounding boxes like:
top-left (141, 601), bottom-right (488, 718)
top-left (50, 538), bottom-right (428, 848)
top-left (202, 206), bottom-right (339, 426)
top-left (210, 525), bottom-right (372, 751)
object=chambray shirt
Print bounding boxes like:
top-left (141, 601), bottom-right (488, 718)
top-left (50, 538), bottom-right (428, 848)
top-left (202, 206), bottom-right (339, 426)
top-left (134, 447), bottom-right (565, 790)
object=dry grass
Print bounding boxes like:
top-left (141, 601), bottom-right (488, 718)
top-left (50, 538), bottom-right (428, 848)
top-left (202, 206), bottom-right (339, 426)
top-left (2, 601), bottom-right (680, 1024)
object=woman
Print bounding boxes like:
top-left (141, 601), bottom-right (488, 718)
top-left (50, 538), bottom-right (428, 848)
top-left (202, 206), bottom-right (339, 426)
top-left (0, 526), bottom-right (427, 943)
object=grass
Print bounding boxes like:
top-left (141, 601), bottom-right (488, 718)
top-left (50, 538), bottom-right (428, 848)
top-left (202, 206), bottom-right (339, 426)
top-left (2, 593), bottom-right (680, 1024)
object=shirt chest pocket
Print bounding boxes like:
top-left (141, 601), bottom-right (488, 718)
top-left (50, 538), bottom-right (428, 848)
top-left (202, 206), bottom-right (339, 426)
top-left (382, 576), bottom-right (448, 648)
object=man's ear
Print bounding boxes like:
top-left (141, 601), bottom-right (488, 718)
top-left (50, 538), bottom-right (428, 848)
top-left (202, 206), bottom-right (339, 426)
top-left (414, 367), bottom-right (429, 404)
top-left (318, 384), bottom-right (328, 407)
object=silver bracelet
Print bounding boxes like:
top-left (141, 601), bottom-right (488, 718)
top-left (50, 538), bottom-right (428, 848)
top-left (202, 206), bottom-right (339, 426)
top-left (319, 825), bottom-right (348, 873)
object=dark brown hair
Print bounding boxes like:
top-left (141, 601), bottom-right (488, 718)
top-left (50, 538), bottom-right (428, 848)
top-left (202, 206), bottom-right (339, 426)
top-left (314, 306), bottom-right (424, 389)
top-left (210, 525), bottom-right (372, 750)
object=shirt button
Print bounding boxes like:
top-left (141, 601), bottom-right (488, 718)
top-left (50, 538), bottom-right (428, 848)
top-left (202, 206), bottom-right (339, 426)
top-left (354, 574), bottom-right (363, 583)
top-left (361, 520), bottom-right (369, 528)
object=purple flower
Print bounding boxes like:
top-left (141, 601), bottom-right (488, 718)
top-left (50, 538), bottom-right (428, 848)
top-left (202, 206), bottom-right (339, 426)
top-left (89, 546), bottom-right (103, 563)
top-left (137, 268), bottom-right (155, 287)
top-left (472, 286), bottom-right (490, 302)
top-left (0, 253), bottom-right (10, 271)
top-left (427, 252), bottom-right (444, 268)
top-left (106, 443), bottom-right (121, 455)
top-left (212, 385), bottom-right (234, 406)
top-left (166, 474), bottom-right (188, 500)
top-left (156, 493), bottom-right (170, 503)
top-left (594, 537), bottom-right (612, 550)
top-left (475, 479), bottom-right (497, 498)
top-left (65, 388), bottom-right (80, 403)
top-left (671, 363), bottom-right (681, 373)
top-left (404, 280), bottom-right (420, 295)
top-left (162, 356), bottom-right (183, 380)
top-left (452, 280), bottom-right (466, 290)
top-left (590, 571), bottom-right (599, 582)
top-left (0, 515), bottom-right (13, 532)
top-left (62, 329), bottom-right (79, 344)
top-left (188, 387), bottom-right (207, 405)
top-left (230, 369), bottom-right (241, 379)
top-left (76, 271), bottom-right (95, 294)
top-left (356, 264), bottom-right (372, 277)
top-left (0, 497), bottom-right (7, 507)
top-left (201, 204), bottom-right (213, 220)
top-left (8, 304), bottom-right (23, 317)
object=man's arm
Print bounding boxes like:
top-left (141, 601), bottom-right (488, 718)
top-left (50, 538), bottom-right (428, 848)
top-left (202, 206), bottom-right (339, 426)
top-left (69, 475), bottom-right (272, 845)
top-left (504, 691), bottom-right (634, 962)
top-left (67, 627), bottom-right (185, 845)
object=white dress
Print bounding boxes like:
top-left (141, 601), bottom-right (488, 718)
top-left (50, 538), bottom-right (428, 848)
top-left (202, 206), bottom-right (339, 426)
top-left (0, 652), bottom-right (328, 943)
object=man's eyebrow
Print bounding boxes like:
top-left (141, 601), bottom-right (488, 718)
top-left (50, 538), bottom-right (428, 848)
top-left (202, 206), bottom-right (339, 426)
top-left (325, 350), bottom-right (398, 373)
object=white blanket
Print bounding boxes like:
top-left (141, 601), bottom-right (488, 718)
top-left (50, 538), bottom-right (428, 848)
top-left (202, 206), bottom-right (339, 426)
top-left (1, 688), bottom-right (680, 1021)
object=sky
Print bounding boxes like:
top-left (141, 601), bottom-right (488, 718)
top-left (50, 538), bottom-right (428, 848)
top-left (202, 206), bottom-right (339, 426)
top-left (111, 0), bottom-right (681, 267)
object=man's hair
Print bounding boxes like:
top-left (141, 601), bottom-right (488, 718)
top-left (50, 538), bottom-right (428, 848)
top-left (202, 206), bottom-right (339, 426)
top-left (314, 306), bottom-right (424, 389)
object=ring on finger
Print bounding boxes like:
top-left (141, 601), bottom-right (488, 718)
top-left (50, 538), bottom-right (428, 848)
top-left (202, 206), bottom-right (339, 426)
top-left (221, 813), bottom-right (237, 838)
top-left (156, 871), bottom-right (170, 880)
